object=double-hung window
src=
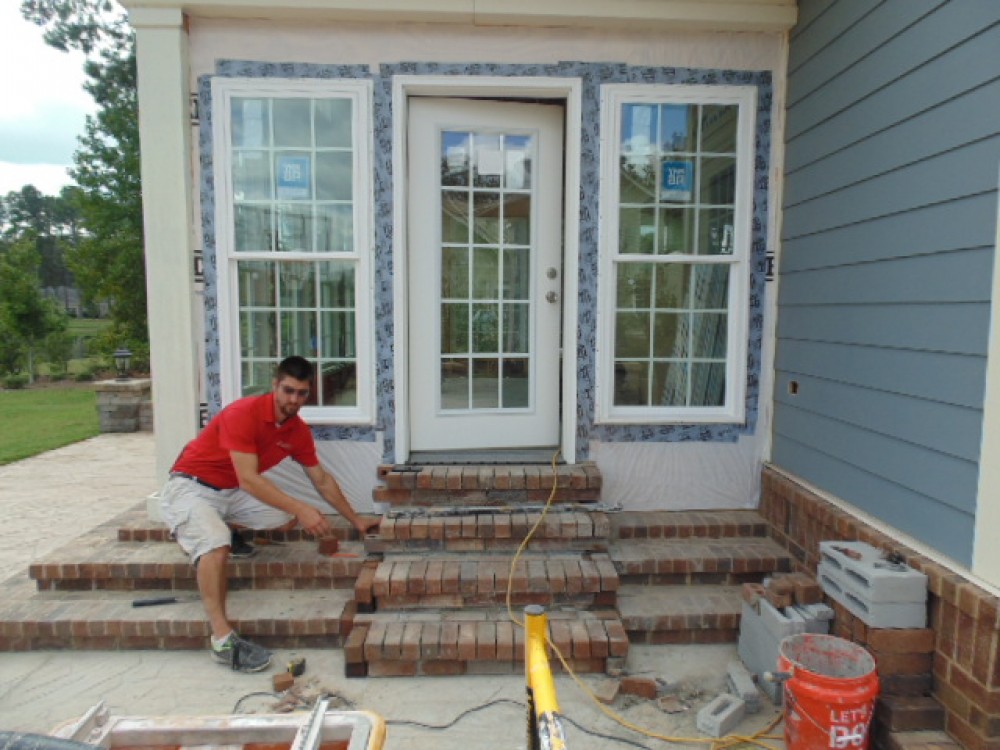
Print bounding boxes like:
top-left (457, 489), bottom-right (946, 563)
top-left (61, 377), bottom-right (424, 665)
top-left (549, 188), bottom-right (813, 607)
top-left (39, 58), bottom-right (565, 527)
top-left (212, 78), bottom-right (374, 424)
top-left (598, 84), bottom-right (755, 424)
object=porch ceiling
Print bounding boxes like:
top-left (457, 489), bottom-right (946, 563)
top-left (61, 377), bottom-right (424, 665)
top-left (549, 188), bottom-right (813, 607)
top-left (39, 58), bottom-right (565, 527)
top-left (120, 0), bottom-right (797, 33)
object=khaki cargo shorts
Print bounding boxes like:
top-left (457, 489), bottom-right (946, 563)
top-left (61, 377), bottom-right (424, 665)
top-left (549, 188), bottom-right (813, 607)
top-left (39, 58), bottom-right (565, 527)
top-left (159, 475), bottom-right (294, 562)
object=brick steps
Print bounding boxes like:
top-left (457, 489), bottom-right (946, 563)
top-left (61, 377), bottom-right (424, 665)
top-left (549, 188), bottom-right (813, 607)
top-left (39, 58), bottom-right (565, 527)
top-left (0, 575), bottom-right (354, 651)
top-left (365, 508), bottom-right (611, 553)
top-left (611, 509), bottom-right (769, 539)
top-left (347, 607), bottom-right (628, 677)
top-left (29, 523), bottom-right (366, 592)
top-left (374, 462), bottom-right (602, 506)
top-left (873, 729), bottom-right (961, 750)
top-left (355, 552), bottom-right (619, 611)
top-left (617, 584), bottom-right (743, 644)
top-left (609, 537), bottom-right (793, 585)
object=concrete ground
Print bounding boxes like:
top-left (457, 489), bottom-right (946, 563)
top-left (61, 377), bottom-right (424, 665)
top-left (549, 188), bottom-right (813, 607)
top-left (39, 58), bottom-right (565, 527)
top-left (0, 434), bottom-right (784, 749)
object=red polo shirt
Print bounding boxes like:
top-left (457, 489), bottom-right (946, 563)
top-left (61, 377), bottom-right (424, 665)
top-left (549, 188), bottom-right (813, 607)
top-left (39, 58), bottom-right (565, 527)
top-left (172, 392), bottom-right (319, 489)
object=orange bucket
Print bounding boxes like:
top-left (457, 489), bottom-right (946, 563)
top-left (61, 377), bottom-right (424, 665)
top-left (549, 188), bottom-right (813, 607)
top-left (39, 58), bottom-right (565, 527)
top-left (778, 633), bottom-right (879, 750)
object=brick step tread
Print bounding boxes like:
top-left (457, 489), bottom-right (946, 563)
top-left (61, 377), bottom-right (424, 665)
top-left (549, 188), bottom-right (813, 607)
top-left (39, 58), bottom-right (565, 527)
top-left (610, 536), bottom-right (792, 571)
top-left (611, 510), bottom-right (769, 539)
top-left (372, 508), bottom-right (610, 547)
top-left (30, 533), bottom-right (368, 589)
top-left (356, 553), bottom-right (619, 610)
top-left (348, 607), bottom-right (626, 677)
top-left (374, 487), bottom-right (601, 506)
top-left (378, 462), bottom-right (602, 492)
top-left (116, 505), bottom-right (362, 543)
top-left (0, 575), bottom-right (354, 650)
top-left (618, 584), bottom-right (742, 644)
top-left (875, 696), bottom-right (947, 733)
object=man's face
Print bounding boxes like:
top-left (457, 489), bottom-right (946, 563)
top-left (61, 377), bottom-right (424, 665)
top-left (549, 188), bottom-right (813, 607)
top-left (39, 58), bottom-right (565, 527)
top-left (272, 375), bottom-right (311, 422)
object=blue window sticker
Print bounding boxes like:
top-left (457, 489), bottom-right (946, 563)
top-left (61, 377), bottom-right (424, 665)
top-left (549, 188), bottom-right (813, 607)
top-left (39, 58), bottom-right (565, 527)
top-left (661, 160), bottom-right (693, 203)
top-left (277, 156), bottom-right (311, 200)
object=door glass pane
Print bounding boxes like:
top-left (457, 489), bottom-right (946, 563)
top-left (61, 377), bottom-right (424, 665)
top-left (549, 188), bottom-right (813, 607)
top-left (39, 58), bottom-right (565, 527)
top-left (442, 192), bottom-right (470, 243)
top-left (614, 361), bottom-right (648, 406)
top-left (472, 303), bottom-right (499, 353)
top-left (653, 313), bottom-right (686, 358)
top-left (441, 303), bottom-right (469, 354)
top-left (503, 248), bottom-right (530, 300)
top-left (504, 135), bottom-right (531, 189)
top-left (240, 310), bottom-right (276, 359)
top-left (472, 359), bottom-right (499, 408)
top-left (473, 192), bottom-right (501, 244)
top-left (659, 104), bottom-right (696, 152)
top-left (473, 134), bottom-right (502, 188)
top-left (619, 155), bottom-right (656, 204)
top-left (242, 360), bottom-right (275, 397)
top-left (690, 362), bottom-right (725, 406)
top-left (502, 303), bottom-right (529, 354)
top-left (280, 310), bottom-right (315, 357)
top-left (442, 132), bottom-right (471, 187)
top-left (472, 247), bottom-right (499, 300)
top-left (502, 358), bottom-right (529, 407)
top-left (617, 263), bottom-right (652, 309)
top-left (442, 247), bottom-right (469, 298)
top-left (691, 313), bottom-right (727, 358)
top-left (441, 359), bottom-right (469, 409)
top-left (653, 361), bottom-right (688, 406)
top-left (619, 207), bottom-right (656, 254)
top-left (700, 105), bottom-right (738, 154)
top-left (239, 261), bottom-right (276, 306)
top-left (654, 264), bottom-right (692, 309)
top-left (698, 208), bottom-right (735, 255)
top-left (438, 127), bottom-right (536, 413)
top-left (615, 311), bottom-right (650, 358)
top-left (658, 207), bottom-right (695, 255)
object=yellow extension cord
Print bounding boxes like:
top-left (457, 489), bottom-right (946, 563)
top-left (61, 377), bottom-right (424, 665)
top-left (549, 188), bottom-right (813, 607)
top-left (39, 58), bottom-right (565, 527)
top-left (504, 451), bottom-right (784, 750)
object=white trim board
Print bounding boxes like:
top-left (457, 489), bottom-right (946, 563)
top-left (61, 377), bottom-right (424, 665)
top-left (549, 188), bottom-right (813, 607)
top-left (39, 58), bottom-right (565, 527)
top-left (391, 75), bottom-right (582, 464)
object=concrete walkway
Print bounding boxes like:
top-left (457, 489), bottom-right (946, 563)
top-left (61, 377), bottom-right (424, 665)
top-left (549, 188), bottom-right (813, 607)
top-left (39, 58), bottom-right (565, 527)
top-left (0, 434), bottom-right (782, 748)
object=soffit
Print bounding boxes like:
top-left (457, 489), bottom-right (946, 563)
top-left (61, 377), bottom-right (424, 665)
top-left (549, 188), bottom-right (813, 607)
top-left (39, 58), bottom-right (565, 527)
top-left (121, 0), bottom-right (798, 33)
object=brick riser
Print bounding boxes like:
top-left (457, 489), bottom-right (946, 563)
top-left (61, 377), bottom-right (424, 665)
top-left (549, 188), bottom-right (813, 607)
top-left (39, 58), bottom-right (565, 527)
top-left (367, 510), bottom-right (611, 554)
top-left (30, 549), bottom-right (364, 592)
top-left (374, 462), bottom-right (602, 506)
top-left (355, 554), bottom-right (619, 611)
top-left (346, 611), bottom-right (629, 677)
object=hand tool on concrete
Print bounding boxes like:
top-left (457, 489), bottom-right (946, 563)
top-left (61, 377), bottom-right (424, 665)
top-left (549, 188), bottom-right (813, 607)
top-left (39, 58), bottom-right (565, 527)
top-left (131, 596), bottom-right (198, 607)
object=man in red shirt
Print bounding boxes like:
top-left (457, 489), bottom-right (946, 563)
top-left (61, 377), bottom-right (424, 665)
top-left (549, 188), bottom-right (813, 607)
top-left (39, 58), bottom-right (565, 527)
top-left (160, 356), bottom-right (378, 672)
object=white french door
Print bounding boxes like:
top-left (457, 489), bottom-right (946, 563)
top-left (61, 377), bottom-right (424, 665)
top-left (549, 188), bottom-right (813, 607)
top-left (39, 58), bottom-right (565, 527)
top-left (407, 97), bottom-right (564, 451)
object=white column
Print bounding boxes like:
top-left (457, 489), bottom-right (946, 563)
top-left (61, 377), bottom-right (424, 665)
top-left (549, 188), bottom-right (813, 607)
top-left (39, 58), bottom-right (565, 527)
top-left (973, 174), bottom-right (1000, 587)
top-left (130, 7), bottom-right (200, 483)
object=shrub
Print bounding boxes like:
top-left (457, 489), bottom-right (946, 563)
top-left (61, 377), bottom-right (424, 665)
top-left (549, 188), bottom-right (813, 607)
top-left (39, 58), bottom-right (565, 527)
top-left (3, 373), bottom-right (29, 390)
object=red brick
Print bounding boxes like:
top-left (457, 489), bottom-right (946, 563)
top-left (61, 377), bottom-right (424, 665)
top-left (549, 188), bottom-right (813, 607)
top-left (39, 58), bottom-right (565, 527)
top-left (421, 660), bottom-right (466, 676)
top-left (476, 621), bottom-right (497, 660)
top-left (741, 582), bottom-right (765, 605)
top-left (368, 660), bottom-right (418, 677)
top-left (621, 676), bottom-right (657, 700)
top-left (876, 696), bottom-right (945, 732)
top-left (272, 672), bottom-right (295, 692)
top-left (457, 622), bottom-right (478, 661)
top-left (868, 628), bottom-right (935, 655)
top-left (496, 620), bottom-right (515, 662)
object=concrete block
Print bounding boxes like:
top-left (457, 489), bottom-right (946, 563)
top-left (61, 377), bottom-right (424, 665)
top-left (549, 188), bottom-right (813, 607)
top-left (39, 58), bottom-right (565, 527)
top-left (798, 602), bottom-right (834, 621)
top-left (696, 694), bottom-right (746, 738)
top-left (759, 598), bottom-right (806, 639)
top-left (792, 605), bottom-right (831, 634)
top-left (737, 601), bottom-right (782, 705)
top-left (726, 660), bottom-right (762, 714)
top-left (819, 562), bottom-right (927, 628)
top-left (819, 541), bottom-right (927, 603)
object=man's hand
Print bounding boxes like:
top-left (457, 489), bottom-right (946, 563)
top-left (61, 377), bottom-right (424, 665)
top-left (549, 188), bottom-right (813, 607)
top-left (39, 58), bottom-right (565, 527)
top-left (356, 516), bottom-right (381, 536)
top-left (296, 504), bottom-right (333, 537)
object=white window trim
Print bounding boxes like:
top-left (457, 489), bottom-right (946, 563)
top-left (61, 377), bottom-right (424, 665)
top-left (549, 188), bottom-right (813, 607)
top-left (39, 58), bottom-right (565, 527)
top-left (211, 76), bottom-right (376, 425)
top-left (596, 83), bottom-right (756, 425)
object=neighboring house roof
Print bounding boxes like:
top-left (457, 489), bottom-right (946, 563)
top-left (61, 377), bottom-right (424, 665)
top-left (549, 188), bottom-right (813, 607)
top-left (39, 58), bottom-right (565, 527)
top-left (119, 0), bottom-right (797, 32)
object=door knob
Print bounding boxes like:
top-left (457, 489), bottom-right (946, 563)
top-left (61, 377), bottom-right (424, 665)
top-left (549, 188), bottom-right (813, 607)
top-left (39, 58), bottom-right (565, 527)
top-left (546, 291), bottom-right (559, 303)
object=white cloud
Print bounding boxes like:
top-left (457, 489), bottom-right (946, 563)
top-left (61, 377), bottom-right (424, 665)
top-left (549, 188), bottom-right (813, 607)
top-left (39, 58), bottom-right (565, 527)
top-left (0, 3), bottom-right (95, 190)
top-left (0, 162), bottom-right (75, 197)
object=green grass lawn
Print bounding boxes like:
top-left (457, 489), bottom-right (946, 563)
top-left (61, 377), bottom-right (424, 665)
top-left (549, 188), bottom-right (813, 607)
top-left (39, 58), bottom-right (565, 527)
top-left (0, 386), bottom-right (99, 465)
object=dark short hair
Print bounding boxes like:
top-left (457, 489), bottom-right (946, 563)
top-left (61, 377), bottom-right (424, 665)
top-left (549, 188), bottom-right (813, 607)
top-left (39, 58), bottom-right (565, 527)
top-left (275, 356), bottom-right (314, 382)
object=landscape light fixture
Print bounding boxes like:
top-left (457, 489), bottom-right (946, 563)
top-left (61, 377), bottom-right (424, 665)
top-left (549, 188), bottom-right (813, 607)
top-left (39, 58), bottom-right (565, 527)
top-left (113, 348), bottom-right (133, 381)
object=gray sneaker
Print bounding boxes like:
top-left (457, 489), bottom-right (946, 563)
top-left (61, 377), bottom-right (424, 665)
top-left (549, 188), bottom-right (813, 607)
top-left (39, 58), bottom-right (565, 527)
top-left (211, 633), bottom-right (271, 672)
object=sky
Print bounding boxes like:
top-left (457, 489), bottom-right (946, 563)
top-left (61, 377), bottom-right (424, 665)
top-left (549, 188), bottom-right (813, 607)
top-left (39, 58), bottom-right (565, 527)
top-left (0, 2), bottom-right (97, 197)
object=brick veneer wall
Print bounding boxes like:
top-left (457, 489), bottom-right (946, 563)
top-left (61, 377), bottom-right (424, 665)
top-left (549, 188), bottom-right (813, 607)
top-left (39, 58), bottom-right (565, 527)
top-left (760, 465), bottom-right (1000, 750)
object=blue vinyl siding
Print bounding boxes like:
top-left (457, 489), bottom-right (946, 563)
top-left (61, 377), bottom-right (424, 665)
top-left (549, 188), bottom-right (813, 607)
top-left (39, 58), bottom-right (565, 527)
top-left (774, 0), bottom-right (1000, 565)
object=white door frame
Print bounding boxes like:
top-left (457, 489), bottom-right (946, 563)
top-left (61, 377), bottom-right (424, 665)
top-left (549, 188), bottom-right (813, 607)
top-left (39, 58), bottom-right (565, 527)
top-left (392, 75), bottom-right (582, 464)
